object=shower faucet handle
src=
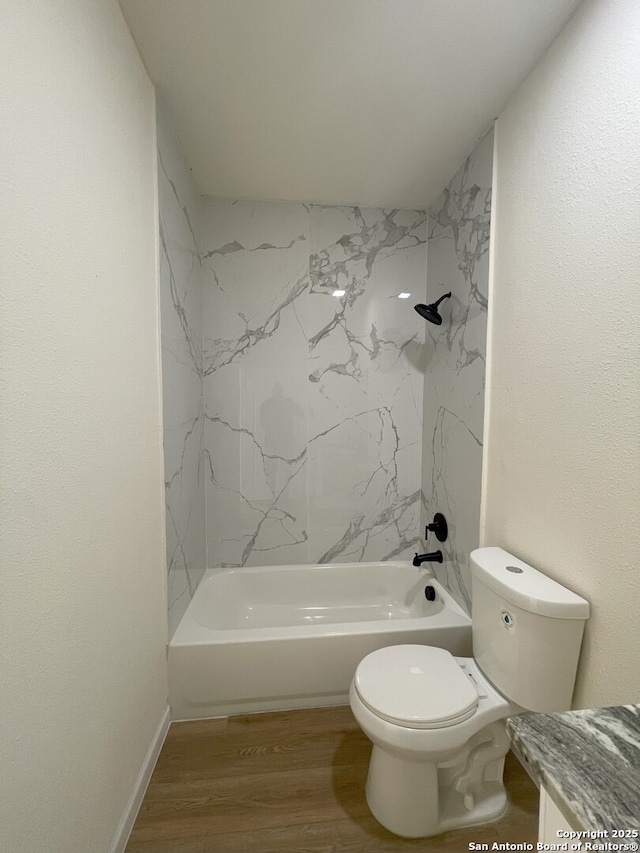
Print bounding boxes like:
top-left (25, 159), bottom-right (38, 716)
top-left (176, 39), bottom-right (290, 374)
top-left (425, 513), bottom-right (448, 543)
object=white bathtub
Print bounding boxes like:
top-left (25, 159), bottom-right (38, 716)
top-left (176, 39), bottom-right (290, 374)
top-left (169, 561), bottom-right (471, 720)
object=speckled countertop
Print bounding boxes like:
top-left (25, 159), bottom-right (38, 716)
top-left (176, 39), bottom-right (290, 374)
top-left (507, 705), bottom-right (640, 833)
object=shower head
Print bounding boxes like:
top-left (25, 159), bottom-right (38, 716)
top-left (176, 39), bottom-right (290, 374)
top-left (414, 292), bottom-right (452, 325)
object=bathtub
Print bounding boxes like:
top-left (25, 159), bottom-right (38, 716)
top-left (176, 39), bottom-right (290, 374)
top-left (169, 561), bottom-right (472, 720)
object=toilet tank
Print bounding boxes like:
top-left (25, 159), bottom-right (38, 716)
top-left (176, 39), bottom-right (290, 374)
top-left (471, 547), bottom-right (589, 713)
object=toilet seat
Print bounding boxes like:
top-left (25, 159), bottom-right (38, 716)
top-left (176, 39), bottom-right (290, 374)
top-left (354, 645), bottom-right (479, 729)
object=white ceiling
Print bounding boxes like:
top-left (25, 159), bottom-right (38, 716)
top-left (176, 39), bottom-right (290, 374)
top-left (120, 0), bottom-right (583, 209)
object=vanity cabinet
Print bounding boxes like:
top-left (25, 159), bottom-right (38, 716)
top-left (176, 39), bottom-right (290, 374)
top-left (538, 785), bottom-right (573, 843)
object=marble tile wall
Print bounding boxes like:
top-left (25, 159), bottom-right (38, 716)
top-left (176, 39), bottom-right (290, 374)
top-left (201, 199), bottom-right (427, 568)
top-left (420, 128), bottom-right (494, 613)
top-left (156, 99), bottom-right (206, 636)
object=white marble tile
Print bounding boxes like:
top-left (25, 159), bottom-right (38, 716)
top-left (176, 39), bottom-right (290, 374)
top-left (201, 199), bottom-right (310, 567)
top-left (157, 99), bottom-right (206, 634)
top-left (306, 206), bottom-right (427, 563)
top-left (421, 128), bottom-right (494, 613)
top-left (200, 200), bottom-right (427, 568)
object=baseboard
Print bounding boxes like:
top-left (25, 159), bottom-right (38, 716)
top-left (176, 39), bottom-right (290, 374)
top-left (109, 704), bottom-right (171, 853)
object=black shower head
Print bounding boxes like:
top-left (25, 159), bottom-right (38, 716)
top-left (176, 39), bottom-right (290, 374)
top-left (415, 302), bottom-right (443, 325)
top-left (414, 292), bottom-right (451, 325)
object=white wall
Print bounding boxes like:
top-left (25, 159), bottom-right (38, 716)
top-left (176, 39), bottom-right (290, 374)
top-left (483, 0), bottom-right (640, 708)
top-left (0, 2), bottom-right (168, 851)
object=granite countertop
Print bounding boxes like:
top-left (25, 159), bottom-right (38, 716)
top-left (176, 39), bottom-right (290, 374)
top-left (507, 705), bottom-right (640, 833)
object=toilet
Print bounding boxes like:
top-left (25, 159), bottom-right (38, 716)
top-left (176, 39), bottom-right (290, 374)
top-left (349, 547), bottom-right (589, 838)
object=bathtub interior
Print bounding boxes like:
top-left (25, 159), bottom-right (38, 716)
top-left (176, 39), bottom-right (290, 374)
top-left (188, 561), bottom-right (444, 631)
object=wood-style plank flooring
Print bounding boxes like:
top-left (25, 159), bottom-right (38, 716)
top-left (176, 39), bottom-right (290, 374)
top-left (126, 705), bottom-right (539, 853)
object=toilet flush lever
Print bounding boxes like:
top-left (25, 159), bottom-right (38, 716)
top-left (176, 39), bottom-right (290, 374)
top-left (425, 513), bottom-right (448, 543)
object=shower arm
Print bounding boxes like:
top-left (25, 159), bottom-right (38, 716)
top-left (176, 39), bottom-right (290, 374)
top-left (431, 292), bottom-right (451, 309)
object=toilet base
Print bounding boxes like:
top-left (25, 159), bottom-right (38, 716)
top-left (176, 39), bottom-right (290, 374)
top-left (365, 721), bottom-right (510, 838)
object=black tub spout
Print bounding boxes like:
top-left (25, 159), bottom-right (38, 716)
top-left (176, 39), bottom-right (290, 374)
top-left (413, 551), bottom-right (443, 566)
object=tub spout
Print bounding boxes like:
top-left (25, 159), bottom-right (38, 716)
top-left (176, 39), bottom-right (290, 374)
top-left (413, 551), bottom-right (443, 566)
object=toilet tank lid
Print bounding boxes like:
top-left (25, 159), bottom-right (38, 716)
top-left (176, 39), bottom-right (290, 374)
top-left (470, 548), bottom-right (590, 619)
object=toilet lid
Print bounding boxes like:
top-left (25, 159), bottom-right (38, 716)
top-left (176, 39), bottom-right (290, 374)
top-left (354, 645), bottom-right (479, 729)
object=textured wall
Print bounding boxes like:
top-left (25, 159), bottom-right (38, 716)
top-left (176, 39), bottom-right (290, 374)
top-left (0, 2), bottom-right (167, 850)
top-left (156, 99), bottom-right (206, 637)
top-left (484, 0), bottom-right (640, 706)
top-left (201, 200), bottom-right (427, 567)
top-left (421, 130), bottom-right (493, 613)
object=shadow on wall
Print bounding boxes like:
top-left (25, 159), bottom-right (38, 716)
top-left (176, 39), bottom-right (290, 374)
top-left (260, 383), bottom-right (305, 495)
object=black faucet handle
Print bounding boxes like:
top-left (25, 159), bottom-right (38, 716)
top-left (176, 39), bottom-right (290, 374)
top-left (425, 512), bottom-right (448, 543)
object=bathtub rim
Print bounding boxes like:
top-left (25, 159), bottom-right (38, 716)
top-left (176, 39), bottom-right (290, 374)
top-left (170, 564), bottom-right (470, 647)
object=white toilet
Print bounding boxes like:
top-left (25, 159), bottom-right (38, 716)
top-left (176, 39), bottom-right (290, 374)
top-left (349, 546), bottom-right (589, 838)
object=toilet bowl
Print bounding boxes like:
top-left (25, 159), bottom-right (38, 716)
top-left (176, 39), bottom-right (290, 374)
top-left (349, 547), bottom-right (590, 838)
top-left (350, 645), bottom-right (514, 837)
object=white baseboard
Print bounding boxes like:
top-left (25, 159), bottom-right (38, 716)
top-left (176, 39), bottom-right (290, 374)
top-left (109, 704), bottom-right (171, 853)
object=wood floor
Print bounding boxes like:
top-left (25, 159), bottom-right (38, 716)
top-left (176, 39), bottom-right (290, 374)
top-left (126, 705), bottom-right (539, 853)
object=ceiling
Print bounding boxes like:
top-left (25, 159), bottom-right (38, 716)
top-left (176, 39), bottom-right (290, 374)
top-left (119, 0), bottom-right (583, 209)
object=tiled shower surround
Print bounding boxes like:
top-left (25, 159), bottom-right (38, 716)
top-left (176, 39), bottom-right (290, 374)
top-left (157, 97), bottom-right (492, 628)
top-left (420, 129), bottom-right (494, 613)
top-left (201, 201), bottom-right (428, 567)
top-left (156, 101), bottom-right (206, 635)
